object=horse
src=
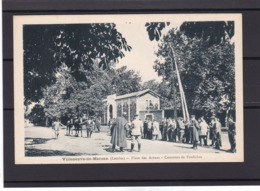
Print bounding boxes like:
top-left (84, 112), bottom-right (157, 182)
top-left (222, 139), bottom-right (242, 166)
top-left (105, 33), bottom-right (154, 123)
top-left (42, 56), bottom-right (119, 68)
top-left (73, 119), bottom-right (82, 137)
top-left (66, 121), bottom-right (74, 136)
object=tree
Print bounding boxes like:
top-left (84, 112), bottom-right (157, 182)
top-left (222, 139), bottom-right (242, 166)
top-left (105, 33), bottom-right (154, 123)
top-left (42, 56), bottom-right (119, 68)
top-left (145, 21), bottom-right (235, 119)
top-left (109, 66), bottom-right (142, 96)
top-left (42, 63), bottom-right (111, 118)
top-left (145, 21), bottom-right (234, 46)
top-left (154, 27), bottom-right (235, 115)
top-left (179, 21), bottom-right (234, 46)
top-left (24, 24), bottom-right (132, 104)
top-left (42, 62), bottom-right (142, 119)
top-left (27, 104), bottom-right (46, 126)
top-left (145, 22), bottom-right (170, 41)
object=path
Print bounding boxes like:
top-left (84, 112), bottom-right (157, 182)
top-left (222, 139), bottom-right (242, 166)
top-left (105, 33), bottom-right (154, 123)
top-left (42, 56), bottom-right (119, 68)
top-left (25, 125), bottom-right (232, 156)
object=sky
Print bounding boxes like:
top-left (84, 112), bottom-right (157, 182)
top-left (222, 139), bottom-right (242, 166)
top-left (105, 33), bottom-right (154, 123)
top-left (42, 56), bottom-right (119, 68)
top-left (115, 22), bottom-right (181, 84)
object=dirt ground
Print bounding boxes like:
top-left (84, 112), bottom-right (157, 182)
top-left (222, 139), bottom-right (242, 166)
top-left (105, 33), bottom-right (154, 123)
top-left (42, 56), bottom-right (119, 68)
top-left (25, 125), bottom-right (233, 156)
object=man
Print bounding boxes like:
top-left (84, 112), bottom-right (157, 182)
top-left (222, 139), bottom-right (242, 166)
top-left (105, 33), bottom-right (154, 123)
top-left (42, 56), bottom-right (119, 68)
top-left (86, 118), bottom-right (95, 138)
top-left (184, 120), bottom-right (190, 143)
top-left (167, 118), bottom-right (173, 142)
top-left (160, 118), bottom-right (168, 141)
top-left (73, 118), bottom-right (81, 137)
top-left (143, 120), bottom-right (148, 139)
top-left (130, 114), bottom-right (143, 152)
top-left (147, 119), bottom-right (153, 140)
top-left (188, 118), bottom-right (194, 144)
top-left (177, 117), bottom-right (185, 143)
top-left (152, 119), bottom-right (160, 140)
top-left (190, 115), bottom-right (200, 149)
top-left (52, 117), bottom-right (62, 139)
top-left (110, 112), bottom-right (128, 152)
top-left (214, 118), bottom-right (222, 150)
top-left (227, 116), bottom-right (236, 153)
top-left (171, 119), bottom-right (177, 142)
top-left (167, 118), bottom-right (176, 142)
top-left (108, 118), bottom-right (115, 136)
top-left (126, 121), bottom-right (132, 138)
top-left (66, 119), bottom-right (73, 136)
top-left (80, 117), bottom-right (88, 137)
top-left (139, 119), bottom-right (144, 138)
top-left (95, 118), bottom-right (101, 132)
top-left (209, 116), bottom-right (216, 146)
top-left (198, 116), bottom-right (209, 146)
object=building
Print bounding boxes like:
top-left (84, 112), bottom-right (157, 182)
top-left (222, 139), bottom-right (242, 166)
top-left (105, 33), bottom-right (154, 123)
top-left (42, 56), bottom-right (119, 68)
top-left (101, 89), bottom-right (164, 124)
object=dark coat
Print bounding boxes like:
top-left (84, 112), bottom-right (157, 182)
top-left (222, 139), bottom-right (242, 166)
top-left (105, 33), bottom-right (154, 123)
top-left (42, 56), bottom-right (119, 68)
top-left (228, 121), bottom-right (236, 136)
top-left (191, 119), bottom-right (200, 141)
top-left (110, 117), bottom-right (128, 147)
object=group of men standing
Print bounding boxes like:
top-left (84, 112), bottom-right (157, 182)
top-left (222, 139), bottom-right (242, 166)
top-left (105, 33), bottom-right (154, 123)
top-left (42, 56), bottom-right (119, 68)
top-left (110, 113), bottom-right (236, 153)
top-left (51, 116), bottom-right (101, 139)
top-left (159, 115), bottom-right (236, 152)
top-left (110, 112), bottom-right (143, 152)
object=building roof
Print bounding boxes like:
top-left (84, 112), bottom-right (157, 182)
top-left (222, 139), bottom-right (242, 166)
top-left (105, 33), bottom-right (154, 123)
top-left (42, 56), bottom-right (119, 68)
top-left (115, 89), bottom-right (160, 100)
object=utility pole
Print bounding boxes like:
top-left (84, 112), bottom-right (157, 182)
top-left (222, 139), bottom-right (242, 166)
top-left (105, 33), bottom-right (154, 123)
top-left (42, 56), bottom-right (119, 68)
top-left (170, 80), bottom-right (178, 120)
top-left (167, 41), bottom-right (190, 122)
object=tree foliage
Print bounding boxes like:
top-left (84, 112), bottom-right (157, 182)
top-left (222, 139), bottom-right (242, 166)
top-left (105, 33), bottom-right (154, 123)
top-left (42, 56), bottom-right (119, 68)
top-left (24, 24), bottom-right (131, 104)
top-left (27, 104), bottom-right (46, 126)
top-left (145, 22), bottom-right (170, 41)
top-left (145, 21), bottom-right (234, 46)
top-left (110, 66), bottom-right (142, 96)
top-left (42, 62), bottom-right (142, 119)
top-left (180, 21), bottom-right (234, 46)
top-left (154, 27), bottom-right (235, 113)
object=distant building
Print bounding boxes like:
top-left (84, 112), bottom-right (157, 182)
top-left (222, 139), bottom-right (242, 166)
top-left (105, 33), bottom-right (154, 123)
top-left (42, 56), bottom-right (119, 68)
top-left (101, 89), bottom-right (164, 124)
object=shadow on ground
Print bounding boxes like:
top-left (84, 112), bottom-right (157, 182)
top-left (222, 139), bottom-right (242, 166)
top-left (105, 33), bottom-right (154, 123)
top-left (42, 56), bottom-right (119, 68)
top-left (25, 148), bottom-right (84, 156)
top-left (25, 138), bottom-right (56, 145)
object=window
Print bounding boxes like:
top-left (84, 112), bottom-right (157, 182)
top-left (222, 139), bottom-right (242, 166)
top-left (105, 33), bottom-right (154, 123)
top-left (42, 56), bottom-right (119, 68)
top-left (146, 100), bottom-right (153, 109)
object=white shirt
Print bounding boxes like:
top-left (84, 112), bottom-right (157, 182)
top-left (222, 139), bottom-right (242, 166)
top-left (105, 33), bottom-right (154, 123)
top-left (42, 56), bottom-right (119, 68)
top-left (152, 121), bottom-right (160, 135)
top-left (52, 121), bottom-right (60, 131)
top-left (131, 118), bottom-right (142, 136)
top-left (199, 121), bottom-right (208, 136)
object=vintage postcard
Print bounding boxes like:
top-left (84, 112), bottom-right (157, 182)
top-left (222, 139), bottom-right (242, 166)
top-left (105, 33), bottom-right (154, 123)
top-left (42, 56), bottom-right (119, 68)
top-left (14, 14), bottom-right (243, 164)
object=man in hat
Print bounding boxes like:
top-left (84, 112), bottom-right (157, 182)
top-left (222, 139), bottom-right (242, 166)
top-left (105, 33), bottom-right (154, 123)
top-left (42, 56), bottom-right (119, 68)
top-left (209, 116), bottom-right (216, 146)
top-left (167, 118), bottom-right (175, 142)
top-left (177, 117), bottom-right (185, 143)
top-left (212, 117), bottom-right (222, 149)
top-left (190, 115), bottom-right (200, 149)
top-left (147, 119), bottom-right (153, 140)
top-left (227, 116), bottom-right (236, 153)
top-left (95, 118), bottom-right (101, 132)
top-left (110, 112), bottom-right (128, 152)
top-left (130, 114), bottom-right (143, 152)
top-left (160, 118), bottom-right (168, 141)
top-left (198, 116), bottom-right (209, 146)
top-left (152, 119), bottom-right (160, 141)
top-left (143, 119), bottom-right (148, 139)
top-left (86, 117), bottom-right (95, 138)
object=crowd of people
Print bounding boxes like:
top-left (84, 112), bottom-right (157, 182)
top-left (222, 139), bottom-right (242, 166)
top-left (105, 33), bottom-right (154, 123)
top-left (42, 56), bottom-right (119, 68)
top-left (50, 112), bottom-right (236, 154)
top-left (51, 116), bottom-right (101, 139)
top-left (109, 113), bottom-right (237, 153)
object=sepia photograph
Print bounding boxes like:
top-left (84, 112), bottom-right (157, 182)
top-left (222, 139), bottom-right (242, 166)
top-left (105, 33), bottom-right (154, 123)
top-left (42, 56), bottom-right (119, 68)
top-left (13, 14), bottom-right (243, 164)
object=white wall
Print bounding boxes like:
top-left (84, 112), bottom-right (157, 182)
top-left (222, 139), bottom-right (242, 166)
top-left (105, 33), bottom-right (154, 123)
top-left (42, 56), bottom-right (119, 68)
top-left (138, 93), bottom-right (160, 111)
